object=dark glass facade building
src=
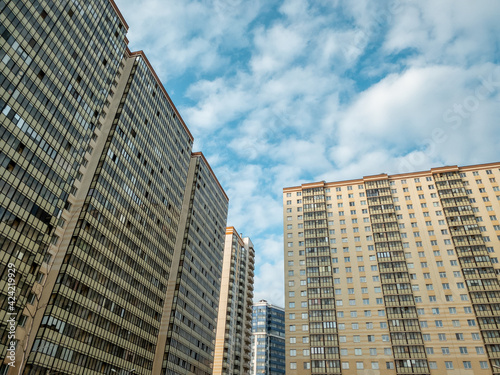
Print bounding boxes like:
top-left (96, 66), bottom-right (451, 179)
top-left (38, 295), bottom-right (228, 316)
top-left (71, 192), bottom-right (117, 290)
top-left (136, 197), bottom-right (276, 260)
top-left (0, 1), bottom-right (232, 374)
top-left (251, 300), bottom-right (286, 375)
top-left (160, 153), bottom-right (229, 375)
top-left (1, 0), bottom-right (127, 371)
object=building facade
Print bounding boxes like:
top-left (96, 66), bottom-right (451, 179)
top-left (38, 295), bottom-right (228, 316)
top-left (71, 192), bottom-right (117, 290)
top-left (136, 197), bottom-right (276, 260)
top-left (160, 153), bottom-right (229, 375)
top-left (214, 227), bottom-right (255, 375)
top-left (0, 1), bottom-right (231, 374)
top-left (250, 300), bottom-right (286, 375)
top-left (283, 162), bottom-right (500, 375)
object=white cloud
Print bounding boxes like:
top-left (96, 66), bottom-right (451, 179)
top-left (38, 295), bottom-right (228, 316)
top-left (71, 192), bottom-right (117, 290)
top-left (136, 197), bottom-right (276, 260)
top-left (250, 24), bottom-right (306, 76)
top-left (115, 0), bottom-right (262, 78)
top-left (311, 65), bottom-right (500, 188)
top-left (384, 0), bottom-right (500, 65)
top-left (253, 260), bottom-right (284, 307)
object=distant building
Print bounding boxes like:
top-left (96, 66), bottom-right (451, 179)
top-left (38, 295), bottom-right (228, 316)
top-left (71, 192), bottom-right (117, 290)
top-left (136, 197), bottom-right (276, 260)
top-left (214, 227), bottom-right (255, 375)
top-left (251, 300), bottom-right (286, 375)
top-left (283, 162), bottom-right (500, 375)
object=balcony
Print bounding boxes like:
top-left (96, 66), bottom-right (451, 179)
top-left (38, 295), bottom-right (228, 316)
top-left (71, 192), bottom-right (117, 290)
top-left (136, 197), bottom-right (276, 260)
top-left (390, 324), bottom-right (420, 333)
top-left (438, 190), bottom-right (467, 199)
top-left (382, 288), bottom-right (413, 296)
top-left (441, 198), bottom-right (470, 208)
top-left (393, 351), bottom-right (426, 360)
top-left (395, 366), bottom-right (429, 374)
top-left (433, 172), bottom-right (461, 182)
top-left (387, 312), bottom-right (419, 320)
top-left (483, 336), bottom-right (500, 344)
top-left (385, 299), bottom-right (415, 307)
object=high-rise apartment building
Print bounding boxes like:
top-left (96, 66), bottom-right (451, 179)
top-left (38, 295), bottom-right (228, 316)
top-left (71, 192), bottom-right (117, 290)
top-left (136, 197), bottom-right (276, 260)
top-left (214, 227), bottom-right (255, 375)
top-left (0, 1), bottom-right (231, 374)
top-left (283, 162), bottom-right (500, 375)
top-left (250, 300), bottom-right (285, 375)
top-left (159, 153), bottom-right (229, 375)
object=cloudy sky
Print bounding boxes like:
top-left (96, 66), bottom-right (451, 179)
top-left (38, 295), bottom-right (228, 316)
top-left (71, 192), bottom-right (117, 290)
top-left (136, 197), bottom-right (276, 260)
top-left (115, 0), bottom-right (500, 307)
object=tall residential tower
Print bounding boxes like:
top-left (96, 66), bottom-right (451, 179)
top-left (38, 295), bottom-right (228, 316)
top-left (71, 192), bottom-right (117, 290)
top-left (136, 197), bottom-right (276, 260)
top-left (214, 227), bottom-right (255, 375)
top-left (283, 162), bottom-right (500, 375)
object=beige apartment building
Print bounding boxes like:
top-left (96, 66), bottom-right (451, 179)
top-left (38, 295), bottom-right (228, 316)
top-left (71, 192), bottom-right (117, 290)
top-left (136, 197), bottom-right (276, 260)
top-left (214, 227), bottom-right (255, 375)
top-left (283, 162), bottom-right (500, 375)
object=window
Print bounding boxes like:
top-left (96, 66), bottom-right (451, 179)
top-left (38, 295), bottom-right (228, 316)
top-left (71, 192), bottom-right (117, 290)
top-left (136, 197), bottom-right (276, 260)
top-left (27, 293), bottom-right (36, 305)
top-left (459, 347), bottom-right (468, 354)
top-left (441, 347), bottom-right (450, 355)
top-left (355, 348), bottom-right (362, 355)
top-left (429, 362), bottom-right (437, 369)
top-left (18, 315), bottom-right (28, 328)
top-left (480, 361), bottom-right (488, 369)
top-left (356, 362), bottom-right (364, 370)
top-left (290, 350), bottom-right (296, 356)
top-left (476, 347), bottom-right (485, 354)
top-left (290, 363), bottom-right (297, 370)
top-left (371, 362), bottom-right (379, 370)
top-left (463, 361), bottom-right (472, 369)
top-left (456, 333), bottom-right (464, 340)
top-left (445, 361), bottom-right (453, 370)
top-left (438, 333), bottom-right (446, 341)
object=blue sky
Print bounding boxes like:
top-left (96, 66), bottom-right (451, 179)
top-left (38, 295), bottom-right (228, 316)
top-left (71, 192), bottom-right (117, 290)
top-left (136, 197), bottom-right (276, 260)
top-left (115, 0), bottom-right (500, 307)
